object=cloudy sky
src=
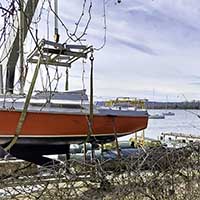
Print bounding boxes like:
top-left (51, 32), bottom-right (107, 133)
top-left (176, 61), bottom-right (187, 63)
top-left (55, 0), bottom-right (200, 101)
top-left (2, 0), bottom-right (200, 101)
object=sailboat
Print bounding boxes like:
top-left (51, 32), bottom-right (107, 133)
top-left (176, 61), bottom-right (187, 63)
top-left (149, 90), bottom-right (165, 119)
top-left (0, 1), bottom-right (148, 165)
top-left (162, 111), bottom-right (175, 116)
top-left (162, 96), bottom-right (175, 116)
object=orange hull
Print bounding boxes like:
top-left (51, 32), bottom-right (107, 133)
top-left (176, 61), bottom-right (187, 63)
top-left (0, 110), bottom-right (148, 165)
top-left (0, 110), bottom-right (148, 138)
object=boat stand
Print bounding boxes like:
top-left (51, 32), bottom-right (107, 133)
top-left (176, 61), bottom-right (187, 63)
top-left (27, 39), bottom-right (92, 68)
top-left (112, 118), bottom-right (121, 159)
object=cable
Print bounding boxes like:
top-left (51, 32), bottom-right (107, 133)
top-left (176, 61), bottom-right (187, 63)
top-left (179, 93), bottom-right (200, 118)
top-left (94, 0), bottom-right (107, 51)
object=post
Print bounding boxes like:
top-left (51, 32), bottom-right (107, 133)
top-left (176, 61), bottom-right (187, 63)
top-left (54, 0), bottom-right (59, 42)
top-left (83, 142), bottom-right (87, 162)
top-left (65, 67), bottom-right (69, 90)
top-left (85, 50), bottom-right (94, 143)
top-left (91, 142), bottom-right (96, 161)
top-left (0, 65), bottom-right (3, 94)
top-left (101, 143), bottom-right (104, 161)
top-left (112, 118), bottom-right (121, 159)
top-left (89, 51), bottom-right (94, 124)
top-left (19, 0), bottom-right (25, 94)
top-left (115, 135), bottom-right (121, 159)
top-left (135, 132), bottom-right (138, 148)
top-left (141, 130), bottom-right (145, 147)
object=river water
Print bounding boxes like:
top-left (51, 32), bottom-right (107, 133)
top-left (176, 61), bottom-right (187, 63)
top-left (121, 109), bottom-right (200, 141)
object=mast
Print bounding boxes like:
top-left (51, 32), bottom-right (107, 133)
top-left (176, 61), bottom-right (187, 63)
top-left (4, 0), bottom-right (39, 94)
top-left (53, 0), bottom-right (69, 91)
top-left (65, 68), bottom-right (69, 90)
top-left (54, 0), bottom-right (60, 43)
top-left (0, 65), bottom-right (3, 94)
top-left (19, 0), bottom-right (24, 94)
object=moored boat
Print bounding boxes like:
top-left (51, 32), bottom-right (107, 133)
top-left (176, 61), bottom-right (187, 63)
top-left (162, 111), bottom-right (175, 116)
top-left (149, 113), bottom-right (165, 119)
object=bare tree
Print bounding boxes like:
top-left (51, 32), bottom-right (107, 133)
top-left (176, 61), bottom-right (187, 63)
top-left (0, 143), bottom-right (200, 199)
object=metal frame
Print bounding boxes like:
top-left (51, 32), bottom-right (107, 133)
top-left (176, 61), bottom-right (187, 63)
top-left (27, 39), bottom-right (93, 67)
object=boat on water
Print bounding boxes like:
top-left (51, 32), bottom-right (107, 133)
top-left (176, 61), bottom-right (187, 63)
top-left (163, 96), bottom-right (175, 116)
top-left (162, 111), bottom-right (175, 116)
top-left (149, 113), bottom-right (165, 119)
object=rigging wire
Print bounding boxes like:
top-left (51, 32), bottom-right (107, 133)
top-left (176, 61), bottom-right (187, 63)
top-left (0, 0), bottom-right (17, 50)
top-left (82, 59), bottom-right (86, 91)
top-left (94, 0), bottom-right (107, 51)
top-left (80, 58), bottom-right (87, 111)
top-left (70, 0), bottom-right (87, 37)
top-left (32, 0), bottom-right (46, 24)
top-left (0, 2), bottom-right (18, 63)
top-left (180, 93), bottom-right (200, 118)
top-left (48, 0), bottom-right (93, 44)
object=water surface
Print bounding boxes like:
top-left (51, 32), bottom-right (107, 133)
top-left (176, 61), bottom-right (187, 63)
top-left (121, 109), bottom-right (200, 141)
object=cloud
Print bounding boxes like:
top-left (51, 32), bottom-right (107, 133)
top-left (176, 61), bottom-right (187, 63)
top-left (2, 0), bottom-right (200, 101)
top-left (111, 36), bottom-right (157, 55)
top-left (28, 0), bottom-right (200, 101)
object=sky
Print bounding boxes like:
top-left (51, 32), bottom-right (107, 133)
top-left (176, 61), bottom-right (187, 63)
top-left (2, 0), bottom-right (200, 102)
top-left (56, 0), bottom-right (200, 102)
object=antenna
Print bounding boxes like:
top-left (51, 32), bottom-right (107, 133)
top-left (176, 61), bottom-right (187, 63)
top-left (54, 0), bottom-right (60, 43)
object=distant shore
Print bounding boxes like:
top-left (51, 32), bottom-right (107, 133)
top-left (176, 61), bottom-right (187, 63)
top-left (96, 100), bottom-right (200, 109)
top-left (145, 101), bottom-right (200, 109)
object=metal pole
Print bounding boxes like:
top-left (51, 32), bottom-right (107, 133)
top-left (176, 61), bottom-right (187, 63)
top-left (0, 65), bottom-right (3, 94)
top-left (54, 0), bottom-right (59, 42)
top-left (83, 142), bottom-right (87, 162)
top-left (91, 142), bottom-right (96, 161)
top-left (141, 130), bottom-right (145, 147)
top-left (85, 50), bottom-right (94, 143)
top-left (65, 67), bottom-right (69, 91)
top-left (101, 143), bottom-right (104, 161)
top-left (89, 51), bottom-right (94, 124)
top-left (19, 0), bottom-right (25, 94)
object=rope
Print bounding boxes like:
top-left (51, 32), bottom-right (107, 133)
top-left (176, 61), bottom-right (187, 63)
top-left (4, 55), bottom-right (42, 151)
top-left (85, 49), bottom-right (94, 144)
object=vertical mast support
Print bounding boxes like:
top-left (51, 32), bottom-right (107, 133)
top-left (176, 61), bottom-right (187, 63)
top-left (0, 65), bottom-right (3, 94)
top-left (19, 0), bottom-right (25, 94)
top-left (54, 0), bottom-right (60, 42)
